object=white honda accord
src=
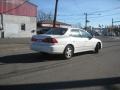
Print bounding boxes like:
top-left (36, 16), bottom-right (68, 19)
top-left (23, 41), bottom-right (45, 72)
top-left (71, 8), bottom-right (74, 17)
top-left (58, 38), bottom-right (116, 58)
top-left (31, 28), bottom-right (102, 59)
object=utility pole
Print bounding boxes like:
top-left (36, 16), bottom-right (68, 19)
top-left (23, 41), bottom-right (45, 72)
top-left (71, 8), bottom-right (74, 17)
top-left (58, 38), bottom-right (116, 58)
top-left (84, 13), bottom-right (88, 30)
top-left (53, 0), bottom-right (59, 28)
top-left (112, 18), bottom-right (114, 28)
top-left (111, 18), bottom-right (114, 35)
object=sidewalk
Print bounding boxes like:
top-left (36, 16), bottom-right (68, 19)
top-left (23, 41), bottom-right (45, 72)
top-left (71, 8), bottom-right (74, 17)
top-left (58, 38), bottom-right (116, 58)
top-left (0, 44), bottom-right (34, 57)
top-left (0, 38), bottom-right (31, 50)
top-left (0, 44), bottom-right (29, 51)
top-left (0, 38), bottom-right (33, 57)
top-left (0, 38), bottom-right (31, 44)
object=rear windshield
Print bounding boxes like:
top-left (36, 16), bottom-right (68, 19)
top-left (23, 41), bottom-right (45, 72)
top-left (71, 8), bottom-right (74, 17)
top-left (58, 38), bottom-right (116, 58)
top-left (45, 28), bottom-right (68, 35)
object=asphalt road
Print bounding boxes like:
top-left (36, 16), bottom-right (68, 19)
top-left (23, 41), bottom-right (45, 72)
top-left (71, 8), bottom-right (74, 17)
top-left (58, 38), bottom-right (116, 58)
top-left (0, 38), bottom-right (120, 90)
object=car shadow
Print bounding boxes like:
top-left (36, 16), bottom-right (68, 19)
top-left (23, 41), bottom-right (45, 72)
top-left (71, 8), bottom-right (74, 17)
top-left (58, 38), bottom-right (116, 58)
top-left (0, 51), bottom-right (94, 64)
top-left (74, 51), bottom-right (94, 57)
top-left (0, 77), bottom-right (120, 90)
top-left (0, 53), bottom-right (65, 64)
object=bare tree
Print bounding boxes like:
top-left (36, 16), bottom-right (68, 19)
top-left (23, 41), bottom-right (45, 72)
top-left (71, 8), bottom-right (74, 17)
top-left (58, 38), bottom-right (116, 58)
top-left (37, 10), bottom-right (53, 22)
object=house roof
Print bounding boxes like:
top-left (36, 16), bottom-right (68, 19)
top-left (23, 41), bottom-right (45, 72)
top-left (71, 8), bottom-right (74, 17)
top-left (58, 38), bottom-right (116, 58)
top-left (39, 20), bottom-right (71, 26)
top-left (0, 0), bottom-right (37, 17)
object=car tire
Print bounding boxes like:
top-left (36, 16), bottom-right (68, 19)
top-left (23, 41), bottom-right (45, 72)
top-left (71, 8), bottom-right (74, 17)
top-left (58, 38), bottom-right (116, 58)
top-left (94, 43), bottom-right (100, 53)
top-left (63, 45), bottom-right (74, 59)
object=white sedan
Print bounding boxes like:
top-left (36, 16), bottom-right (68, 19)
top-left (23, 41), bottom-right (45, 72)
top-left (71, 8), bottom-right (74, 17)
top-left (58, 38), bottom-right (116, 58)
top-left (31, 28), bottom-right (102, 59)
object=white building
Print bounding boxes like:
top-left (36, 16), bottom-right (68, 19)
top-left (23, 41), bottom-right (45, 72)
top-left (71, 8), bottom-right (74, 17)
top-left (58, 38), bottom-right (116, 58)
top-left (0, 0), bottom-right (37, 38)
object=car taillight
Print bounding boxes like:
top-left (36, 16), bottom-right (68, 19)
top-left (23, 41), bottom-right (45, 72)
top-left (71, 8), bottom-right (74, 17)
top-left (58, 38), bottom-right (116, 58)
top-left (31, 37), bottom-right (38, 42)
top-left (42, 38), bottom-right (58, 43)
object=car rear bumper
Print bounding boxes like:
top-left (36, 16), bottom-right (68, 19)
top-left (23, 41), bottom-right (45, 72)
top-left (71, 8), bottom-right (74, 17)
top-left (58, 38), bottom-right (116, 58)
top-left (31, 43), bottom-right (65, 54)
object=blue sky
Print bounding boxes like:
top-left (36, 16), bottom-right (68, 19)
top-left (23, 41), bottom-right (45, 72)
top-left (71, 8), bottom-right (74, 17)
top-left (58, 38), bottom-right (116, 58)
top-left (30, 0), bottom-right (120, 27)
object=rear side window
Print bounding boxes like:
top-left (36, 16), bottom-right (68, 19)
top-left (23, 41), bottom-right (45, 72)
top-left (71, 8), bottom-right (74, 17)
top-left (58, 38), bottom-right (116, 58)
top-left (70, 29), bottom-right (81, 37)
top-left (45, 28), bottom-right (67, 35)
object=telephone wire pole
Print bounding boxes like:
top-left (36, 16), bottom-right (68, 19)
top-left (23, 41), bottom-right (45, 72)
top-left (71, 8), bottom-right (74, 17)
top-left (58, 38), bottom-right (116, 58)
top-left (53, 0), bottom-right (59, 28)
top-left (84, 13), bottom-right (88, 30)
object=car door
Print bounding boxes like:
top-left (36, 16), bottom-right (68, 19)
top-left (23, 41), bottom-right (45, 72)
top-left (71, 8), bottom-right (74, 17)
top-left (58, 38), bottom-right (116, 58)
top-left (80, 30), bottom-right (94, 50)
top-left (70, 29), bottom-right (86, 53)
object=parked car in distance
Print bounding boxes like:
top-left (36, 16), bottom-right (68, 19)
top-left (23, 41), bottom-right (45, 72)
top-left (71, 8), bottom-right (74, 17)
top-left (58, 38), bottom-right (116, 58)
top-left (31, 28), bottom-right (102, 59)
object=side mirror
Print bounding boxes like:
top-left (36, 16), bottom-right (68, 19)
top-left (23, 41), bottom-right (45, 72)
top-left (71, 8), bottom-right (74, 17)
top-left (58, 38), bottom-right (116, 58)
top-left (91, 34), bottom-right (95, 38)
top-left (88, 35), bottom-right (93, 40)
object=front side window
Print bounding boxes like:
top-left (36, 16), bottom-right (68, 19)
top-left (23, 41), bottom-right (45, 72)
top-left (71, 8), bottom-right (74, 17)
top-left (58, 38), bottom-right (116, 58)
top-left (80, 30), bottom-right (92, 38)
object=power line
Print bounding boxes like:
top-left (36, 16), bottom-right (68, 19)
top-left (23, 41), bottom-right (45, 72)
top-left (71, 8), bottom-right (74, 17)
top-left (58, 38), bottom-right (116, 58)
top-left (57, 5), bottom-right (120, 18)
top-left (57, 11), bottom-right (120, 19)
top-left (90, 12), bottom-right (120, 19)
top-left (88, 7), bottom-right (120, 15)
top-left (73, 0), bottom-right (82, 12)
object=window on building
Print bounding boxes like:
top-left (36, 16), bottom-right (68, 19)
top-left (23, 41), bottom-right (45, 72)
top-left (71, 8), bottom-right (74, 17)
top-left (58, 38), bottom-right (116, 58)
top-left (21, 24), bottom-right (26, 31)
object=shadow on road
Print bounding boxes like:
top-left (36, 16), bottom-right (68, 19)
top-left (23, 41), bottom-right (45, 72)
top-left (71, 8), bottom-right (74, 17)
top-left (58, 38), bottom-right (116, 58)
top-left (0, 51), bottom-right (94, 64)
top-left (104, 85), bottom-right (120, 90)
top-left (75, 51), bottom-right (94, 56)
top-left (0, 53), bottom-right (64, 64)
top-left (0, 77), bottom-right (120, 90)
